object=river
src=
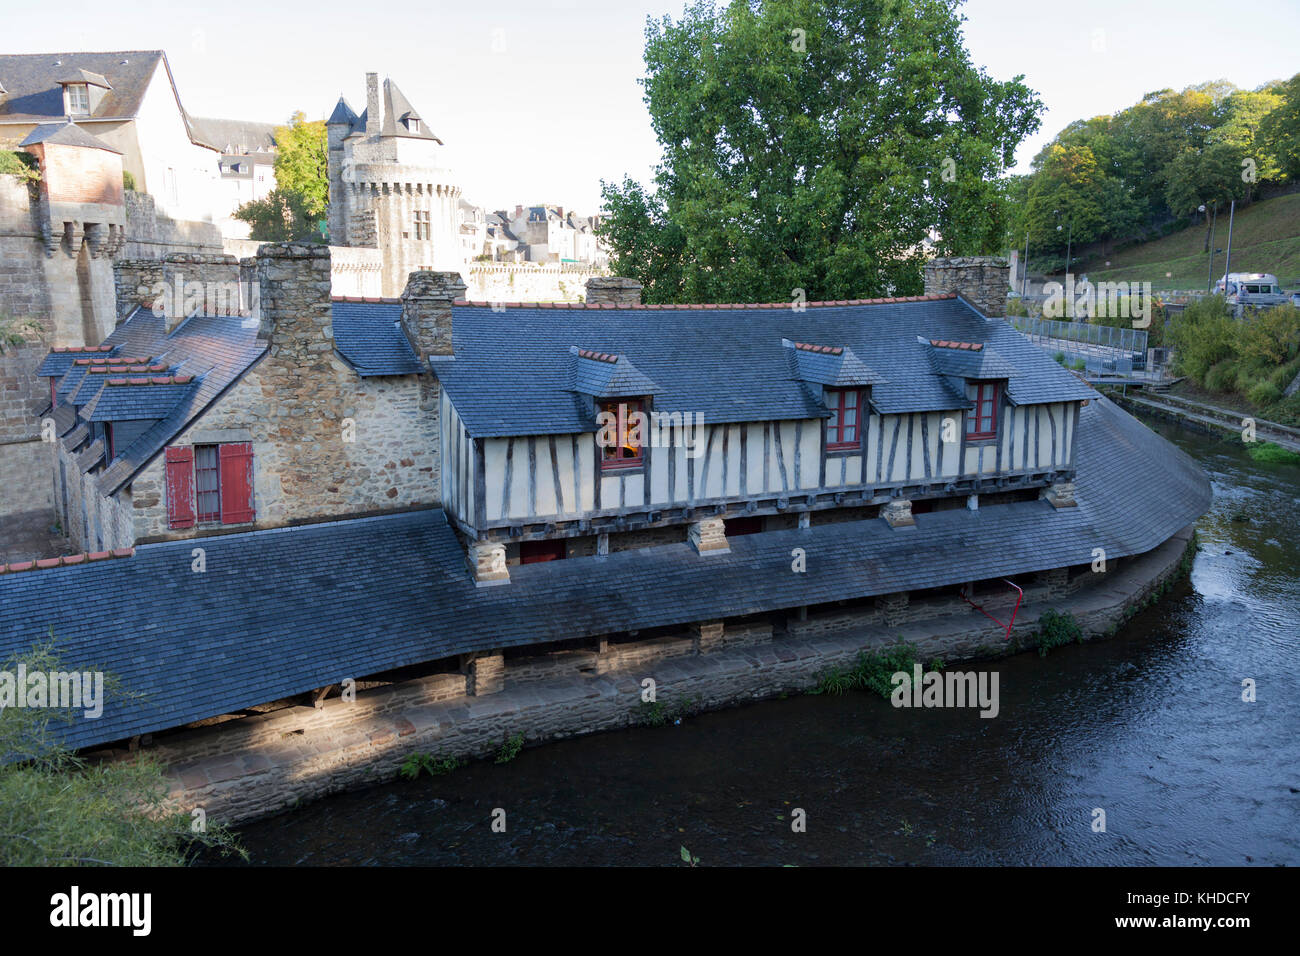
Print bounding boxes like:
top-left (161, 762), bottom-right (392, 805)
top-left (225, 417), bottom-right (1300, 866)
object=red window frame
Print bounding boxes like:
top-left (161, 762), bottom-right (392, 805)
top-left (966, 382), bottom-right (999, 440)
top-left (825, 389), bottom-right (863, 451)
top-left (600, 399), bottom-right (645, 471)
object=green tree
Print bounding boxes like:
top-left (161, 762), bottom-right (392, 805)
top-left (1023, 144), bottom-right (1109, 257)
top-left (270, 111), bottom-right (328, 217)
top-left (597, 0), bottom-right (1043, 303)
top-left (0, 643), bottom-right (244, 866)
top-left (1259, 74), bottom-right (1300, 181)
top-left (235, 110), bottom-right (327, 241)
top-left (234, 187), bottom-right (320, 242)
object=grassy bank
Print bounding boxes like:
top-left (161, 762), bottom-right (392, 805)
top-left (1077, 193), bottom-right (1300, 292)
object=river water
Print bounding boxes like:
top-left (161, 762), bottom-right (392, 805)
top-left (228, 418), bottom-right (1300, 866)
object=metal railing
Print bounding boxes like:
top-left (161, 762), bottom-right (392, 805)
top-left (1009, 317), bottom-right (1149, 374)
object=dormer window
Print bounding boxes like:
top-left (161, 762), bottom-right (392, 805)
top-left (598, 399), bottom-right (646, 471)
top-left (407, 117), bottom-right (420, 133)
top-left (65, 84), bottom-right (90, 114)
top-left (825, 388), bottom-right (864, 451)
top-left (965, 382), bottom-right (999, 440)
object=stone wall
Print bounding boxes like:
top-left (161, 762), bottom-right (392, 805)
top-left (465, 262), bottom-right (606, 303)
top-left (0, 174), bottom-right (115, 498)
top-left (113, 253), bottom-right (241, 324)
top-left (147, 525), bottom-right (1196, 825)
top-left (229, 240), bottom-right (386, 300)
top-left (923, 256), bottom-right (1011, 318)
top-left (117, 243), bottom-right (441, 544)
top-left (0, 438), bottom-right (53, 514)
top-left (121, 191), bottom-right (223, 259)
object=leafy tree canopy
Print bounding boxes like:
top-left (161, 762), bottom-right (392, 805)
top-left (234, 188), bottom-right (321, 243)
top-left (234, 111), bottom-right (327, 242)
top-left (597, 0), bottom-right (1043, 303)
top-left (1019, 74), bottom-right (1300, 257)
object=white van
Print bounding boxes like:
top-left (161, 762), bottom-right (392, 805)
top-left (1214, 273), bottom-right (1288, 309)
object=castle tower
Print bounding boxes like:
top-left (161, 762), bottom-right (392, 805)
top-left (325, 73), bottom-right (463, 297)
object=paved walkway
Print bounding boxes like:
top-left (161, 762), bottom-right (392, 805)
top-left (1115, 391), bottom-right (1300, 454)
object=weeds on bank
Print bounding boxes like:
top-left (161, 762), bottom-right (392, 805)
top-left (1034, 609), bottom-right (1084, 657)
top-left (494, 732), bottom-right (524, 764)
top-left (398, 753), bottom-right (464, 780)
top-left (634, 697), bottom-right (700, 727)
top-left (813, 640), bottom-right (942, 698)
top-left (1245, 439), bottom-right (1300, 465)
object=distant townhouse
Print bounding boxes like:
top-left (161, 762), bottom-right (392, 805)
top-left (191, 117), bottom-right (279, 239)
top-left (0, 50), bottom-right (275, 228)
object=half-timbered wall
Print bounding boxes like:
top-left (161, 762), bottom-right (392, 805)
top-left (440, 389), bottom-right (475, 527)
top-left (450, 400), bottom-right (1080, 529)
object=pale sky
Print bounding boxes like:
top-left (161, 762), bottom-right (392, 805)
top-left (8, 0), bottom-right (1299, 212)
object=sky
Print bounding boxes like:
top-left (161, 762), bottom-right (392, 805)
top-left (6, 0), bottom-right (1299, 213)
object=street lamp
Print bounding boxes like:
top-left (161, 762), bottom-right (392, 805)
top-left (1056, 221), bottom-right (1073, 276)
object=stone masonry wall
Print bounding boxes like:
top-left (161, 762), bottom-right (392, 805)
top-left (112, 253), bottom-right (240, 325)
top-left (465, 263), bottom-right (606, 303)
top-left (923, 256), bottom-right (1010, 318)
top-left (119, 243), bottom-right (440, 544)
top-left (121, 191), bottom-right (223, 259)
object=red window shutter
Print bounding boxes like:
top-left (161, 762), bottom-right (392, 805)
top-left (164, 446), bottom-right (196, 529)
top-left (218, 443), bottom-right (255, 524)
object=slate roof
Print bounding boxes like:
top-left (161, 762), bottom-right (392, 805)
top-left (19, 121), bottom-right (121, 153)
top-left (190, 117), bottom-right (278, 154)
top-left (77, 437), bottom-right (105, 473)
top-left (61, 422), bottom-right (89, 452)
top-left (327, 96), bottom-right (358, 126)
top-left (431, 296), bottom-right (1097, 438)
top-left (785, 340), bottom-right (888, 389)
top-left (0, 395), bottom-right (1209, 753)
top-left (81, 378), bottom-right (195, 423)
top-left (93, 313), bottom-right (266, 494)
top-left (570, 348), bottom-right (662, 398)
top-left (48, 404), bottom-right (77, 439)
top-left (330, 299), bottom-right (422, 376)
top-left (57, 68), bottom-right (112, 89)
top-left (36, 345), bottom-right (115, 378)
top-left (0, 51), bottom-right (163, 123)
top-left (55, 362), bottom-right (94, 404)
top-left (102, 306), bottom-right (166, 355)
top-left (925, 339), bottom-right (1017, 379)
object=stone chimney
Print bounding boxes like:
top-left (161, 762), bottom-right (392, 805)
top-left (400, 271), bottom-right (467, 365)
top-left (113, 258), bottom-right (165, 323)
top-left (365, 73), bottom-right (380, 137)
top-left (584, 276), bottom-right (643, 306)
top-left (923, 256), bottom-right (1010, 318)
top-left (255, 242), bottom-right (333, 362)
